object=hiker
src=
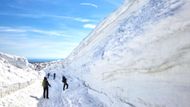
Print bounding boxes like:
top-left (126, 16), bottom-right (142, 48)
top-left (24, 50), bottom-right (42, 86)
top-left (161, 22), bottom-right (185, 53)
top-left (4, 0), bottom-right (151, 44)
top-left (42, 77), bottom-right (51, 99)
top-left (53, 73), bottom-right (56, 80)
top-left (47, 73), bottom-right (50, 78)
top-left (62, 75), bottom-right (68, 90)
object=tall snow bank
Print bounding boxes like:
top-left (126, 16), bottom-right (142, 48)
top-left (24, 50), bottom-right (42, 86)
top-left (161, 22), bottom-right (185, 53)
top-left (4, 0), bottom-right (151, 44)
top-left (64, 0), bottom-right (190, 107)
top-left (0, 52), bottom-right (29, 69)
top-left (0, 52), bottom-right (39, 87)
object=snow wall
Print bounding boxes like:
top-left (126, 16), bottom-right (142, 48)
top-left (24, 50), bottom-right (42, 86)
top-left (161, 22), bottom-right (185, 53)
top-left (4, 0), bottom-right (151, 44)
top-left (64, 0), bottom-right (190, 107)
top-left (0, 52), bottom-right (39, 97)
top-left (0, 52), bottom-right (29, 69)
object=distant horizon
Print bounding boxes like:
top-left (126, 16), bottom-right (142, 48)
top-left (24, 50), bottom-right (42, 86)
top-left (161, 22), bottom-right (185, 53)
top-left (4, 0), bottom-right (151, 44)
top-left (28, 58), bottom-right (63, 63)
top-left (27, 57), bottom-right (63, 60)
top-left (1, 51), bottom-right (64, 59)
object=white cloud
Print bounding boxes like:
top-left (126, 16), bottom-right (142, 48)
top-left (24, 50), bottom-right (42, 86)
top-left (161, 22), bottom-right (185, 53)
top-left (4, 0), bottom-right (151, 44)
top-left (80, 3), bottom-right (98, 8)
top-left (73, 18), bottom-right (92, 23)
top-left (0, 27), bottom-right (26, 33)
top-left (0, 13), bottom-right (96, 23)
top-left (29, 29), bottom-right (65, 36)
top-left (0, 31), bottom-right (81, 58)
top-left (104, 0), bottom-right (122, 6)
top-left (0, 25), bottom-right (90, 58)
top-left (0, 26), bottom-right (66, 36)
top-left (83, 24), bottom-right (96, 29)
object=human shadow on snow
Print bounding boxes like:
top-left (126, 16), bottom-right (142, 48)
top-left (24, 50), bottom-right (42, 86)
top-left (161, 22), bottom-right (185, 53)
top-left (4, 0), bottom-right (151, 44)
top-left (30, 95), bottom-right (40, 100)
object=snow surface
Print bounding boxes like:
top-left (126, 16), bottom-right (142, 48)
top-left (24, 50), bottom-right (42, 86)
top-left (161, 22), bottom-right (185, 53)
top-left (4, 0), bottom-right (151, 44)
top-left (0, 52), bottom-right (39, 98)
top-left (64, 0), bottom-right (190, 107)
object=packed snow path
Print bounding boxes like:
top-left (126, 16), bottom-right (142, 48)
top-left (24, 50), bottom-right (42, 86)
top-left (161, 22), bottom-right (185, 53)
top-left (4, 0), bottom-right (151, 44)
top-left (0, 72), bottom-right (105, 107)
top-left (37, 74), bottom-right (104, 107)
top-left (0, 79), bottom-right (42, 107)
top-left (37, 78), bottom-right (63, 107)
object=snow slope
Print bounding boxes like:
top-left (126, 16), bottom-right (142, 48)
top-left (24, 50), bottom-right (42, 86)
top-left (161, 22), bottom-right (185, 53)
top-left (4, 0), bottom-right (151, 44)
top-left (0, 52), bottom-right (39, 98)
top-left (64, 0), bottom-right (190, 107)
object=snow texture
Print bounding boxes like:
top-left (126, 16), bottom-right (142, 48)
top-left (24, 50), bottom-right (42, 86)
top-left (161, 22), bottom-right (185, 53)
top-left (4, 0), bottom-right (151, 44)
top-left (64, 0), bottom-right (190, 107)
top-left (0, 52), bottom-right (39, 98)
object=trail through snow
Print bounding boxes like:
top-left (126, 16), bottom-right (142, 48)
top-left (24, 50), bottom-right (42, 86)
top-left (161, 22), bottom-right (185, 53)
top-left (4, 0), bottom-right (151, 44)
top-left (0, 68), bottom-right (105, 107)
top-left (0, 79), bottom-right (42, 107)
top-left (37, 69), bottom-right (105, 107)
top-left (37, 77), bottom-right (63, 107)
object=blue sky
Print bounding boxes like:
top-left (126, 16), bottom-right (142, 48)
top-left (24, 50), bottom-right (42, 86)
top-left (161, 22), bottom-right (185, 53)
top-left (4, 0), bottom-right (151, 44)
top-left (0, 0), bottom-right (123, 59)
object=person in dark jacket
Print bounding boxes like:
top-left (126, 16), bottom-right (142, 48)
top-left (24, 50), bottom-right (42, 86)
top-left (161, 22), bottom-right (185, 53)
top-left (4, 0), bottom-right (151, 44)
top-left (42, 77), bottom-right (51, 99)
top-left (62, 75), bottom-right (68, 91)
top-left (47, 73), bottom-right (50, 78)
top-left (53, 73), bottom-right (56, 80)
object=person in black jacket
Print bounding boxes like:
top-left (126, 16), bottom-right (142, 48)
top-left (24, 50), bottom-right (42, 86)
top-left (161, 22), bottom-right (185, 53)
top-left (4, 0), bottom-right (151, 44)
top-left (62, 75), bottom-right (68, 91)
top-left (47, 73), bottom-right (50, 78)
top-left (42, 77), bottom-right (51, 99)
top-left (53, 73), bottom-right (56, 80)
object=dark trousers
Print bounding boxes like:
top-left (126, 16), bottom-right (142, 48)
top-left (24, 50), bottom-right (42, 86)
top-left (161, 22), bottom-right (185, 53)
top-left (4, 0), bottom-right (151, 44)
top-left (63, 83), bottom-right (68, 90)
top-left (43, 87), bottom-right (49, 98)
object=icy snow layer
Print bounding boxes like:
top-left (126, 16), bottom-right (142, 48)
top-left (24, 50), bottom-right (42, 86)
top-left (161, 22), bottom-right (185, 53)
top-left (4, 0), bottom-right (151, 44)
top-left (0, 52), bottom-right (39, 97)
top-left (64, 0), bottom-right (190, 107)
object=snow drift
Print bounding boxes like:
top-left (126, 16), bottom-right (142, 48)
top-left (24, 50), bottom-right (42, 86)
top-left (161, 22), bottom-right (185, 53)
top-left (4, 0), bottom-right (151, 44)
top-left (0, 52), bottom-right (39, 98)
top-left (64, 0), bottom-right (190, 107)
top-left (0, 52), bottom-right (30, 69)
